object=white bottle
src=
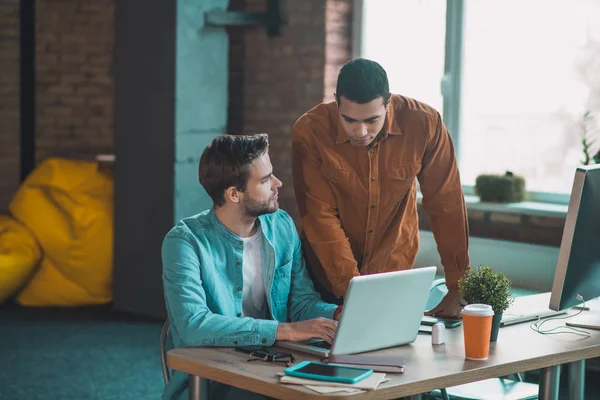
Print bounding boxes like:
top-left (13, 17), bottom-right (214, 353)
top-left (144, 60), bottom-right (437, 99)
top-left (432, 322), bottom-right (446, 345)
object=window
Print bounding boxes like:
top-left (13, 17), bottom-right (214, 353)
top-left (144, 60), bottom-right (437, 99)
top-left (361, 0), bottom-right (446, 112)
top-left (361, 0), bottom-right (600, 202)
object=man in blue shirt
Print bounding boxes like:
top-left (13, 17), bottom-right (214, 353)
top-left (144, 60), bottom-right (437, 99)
top-left (162, 134), bottom-right (340, 400)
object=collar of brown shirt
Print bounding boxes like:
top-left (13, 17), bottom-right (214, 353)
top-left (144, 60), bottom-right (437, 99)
top-left (334, 96), bottom-right (405, 145)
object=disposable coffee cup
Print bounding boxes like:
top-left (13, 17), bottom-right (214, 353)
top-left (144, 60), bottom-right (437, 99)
top-left (461, 304), bottom-right (494, 360)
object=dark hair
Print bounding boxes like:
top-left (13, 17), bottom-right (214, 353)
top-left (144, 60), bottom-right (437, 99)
top-left (199, 134), bottom-right (269, 207)
top-left (335, 58), bottom-right (390, 105)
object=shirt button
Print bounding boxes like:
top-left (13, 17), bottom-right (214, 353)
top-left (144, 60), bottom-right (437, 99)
top-left (233, 341), bottom-right (238, 345)
top-left (236, 261), bottom-right (241, 266)
top-left (371, 204), bottom-right (376, 209)
top-left (369, 149), bottom-right (374, 153)
top-left (237, 287), bottom-right (242, 292)
top-left (334, 177), bottom-right (339, 182)
top-left (371, 177), bottom-right (375, 182)
top-left (262, 339), bottom-right (267, 344)
top-left (238, 241), bottom-right (243, 245)
top-left (237, 313), bottom-right (242, 317)
top-left (369, 229), bottom-right (374, 233)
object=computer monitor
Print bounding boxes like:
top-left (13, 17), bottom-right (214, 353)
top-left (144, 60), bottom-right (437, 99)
top-left (550, 164), bottom-right (600, 318)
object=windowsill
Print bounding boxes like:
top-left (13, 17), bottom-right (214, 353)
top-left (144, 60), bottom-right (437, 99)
top-left (463, 195), bottom-right (568, 218)
top-left (417, 193), bottom-right (568, 219)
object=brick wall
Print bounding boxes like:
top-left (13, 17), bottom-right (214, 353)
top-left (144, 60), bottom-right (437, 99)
top-left (232, 0), bottom-right (352, 225)
top-left (324, 0), bottom-right (352, 102)
top-left (35, 0), bottom-right (114, 163)
top-left (239, 0), bottom-right (328, 225)
top-left (0, 1), bottom-right (20, 212)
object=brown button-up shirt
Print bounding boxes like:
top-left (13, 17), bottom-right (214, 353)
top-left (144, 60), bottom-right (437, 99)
top-left (292, 95), bottom-right (469, 298)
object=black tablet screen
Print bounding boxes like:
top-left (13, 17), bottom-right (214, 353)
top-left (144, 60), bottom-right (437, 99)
top-left (295, 363), bottom-right (367, 379)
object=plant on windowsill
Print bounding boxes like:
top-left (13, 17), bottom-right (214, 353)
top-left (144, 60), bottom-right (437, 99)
top-left (458, 265), bottom-right (514, 342)
top-left (580, 111), bottom-right (600, 165)
top-left (475, 171), bottom-right (526, 203)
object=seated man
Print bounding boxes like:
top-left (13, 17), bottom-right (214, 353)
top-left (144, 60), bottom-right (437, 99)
top-left (162, 133), bottom-right (341, 400)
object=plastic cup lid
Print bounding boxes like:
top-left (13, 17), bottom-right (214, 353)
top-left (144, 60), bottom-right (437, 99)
top-left (461, 304), bottom-right (495, 317)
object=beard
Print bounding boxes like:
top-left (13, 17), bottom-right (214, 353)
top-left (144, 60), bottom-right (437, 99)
top-left (242, 194), bottom-right (279, 218)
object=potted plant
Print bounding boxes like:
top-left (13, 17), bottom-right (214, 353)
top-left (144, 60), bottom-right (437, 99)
top-left (458, 265), bottom-right (514, 342)
top-left (580, 111), bottom-right (600, 165)
top-left (475, 171), bottom-right (526, 203)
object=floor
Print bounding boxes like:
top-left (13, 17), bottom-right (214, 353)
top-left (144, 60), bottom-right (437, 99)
top-left (0, 301), bottom-right (164, 400)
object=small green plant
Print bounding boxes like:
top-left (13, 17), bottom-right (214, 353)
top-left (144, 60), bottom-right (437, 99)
top-left (458, 265), bottom-right (514, 315)
top-left (581, 111), bottom-right (600, 165)
top-left (475, 171), bottom-right (525, 203)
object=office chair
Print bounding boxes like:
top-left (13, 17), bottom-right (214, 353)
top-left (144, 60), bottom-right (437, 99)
top-left (426, 278), bottom-right (449, 310)
top-left (428, 376), bottom-right (538, 400)
top-left (160, 320), bottom-right (171, 385)
top-left (426, 279), bottom-right (539, 400)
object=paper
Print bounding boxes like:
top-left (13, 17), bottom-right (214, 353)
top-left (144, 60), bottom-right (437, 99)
top-left (301, 378), bottom-right (391, 394)
top-left (303, 385), bottom-right (365, 394)
top-left (279, 372), bottom-right (387, 391)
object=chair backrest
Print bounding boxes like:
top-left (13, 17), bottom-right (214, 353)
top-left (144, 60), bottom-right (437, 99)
top-left (426, 278), bottom-right (448, 310)
top-left (159, 320), bottom-right (171, 385)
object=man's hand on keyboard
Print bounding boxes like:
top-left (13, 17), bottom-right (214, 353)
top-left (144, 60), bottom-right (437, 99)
top-left (424, 289), bottom-right (465, 319)
top-left (276, 318), bottom-right (338, 344)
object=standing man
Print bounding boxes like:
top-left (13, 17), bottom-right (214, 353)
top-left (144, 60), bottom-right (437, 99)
top-left (292, 58), bottom-right (469, 318)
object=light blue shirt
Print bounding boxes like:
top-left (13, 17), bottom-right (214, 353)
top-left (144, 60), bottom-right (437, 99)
top-left (162, 208), bottom-right (337, 400)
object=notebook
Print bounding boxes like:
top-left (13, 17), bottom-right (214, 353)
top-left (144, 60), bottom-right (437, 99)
top-left (325, 354), bottom-right (405, 373)
top-left (279, 372), bottom-right (387, 391)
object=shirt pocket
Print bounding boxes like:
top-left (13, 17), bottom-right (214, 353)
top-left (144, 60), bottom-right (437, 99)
top-left (272, 260), bottom-right (292, 306)
top-left (321, 167), bottom-right (356, 184)
top-left (385, 164), bottom-right (421, 201)
top-left (320, 167), bottom-right (357, 199)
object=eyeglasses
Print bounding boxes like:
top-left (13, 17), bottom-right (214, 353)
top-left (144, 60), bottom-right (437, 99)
top-left (246, 348), bottom-right (296, 366)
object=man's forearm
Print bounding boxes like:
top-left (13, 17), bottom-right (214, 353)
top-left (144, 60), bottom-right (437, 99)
top-left (170, 308), bottom-right (279, 347)
top-left (427, 202), bottom-right (469, 290)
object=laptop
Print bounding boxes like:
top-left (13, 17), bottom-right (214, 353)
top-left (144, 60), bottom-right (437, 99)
top-left (500, 292), bottom-right (567, 326)
top-left (276, 266), bottom-right (437, 356)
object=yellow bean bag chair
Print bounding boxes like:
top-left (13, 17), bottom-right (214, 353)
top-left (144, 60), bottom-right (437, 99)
top-left (0, 216), bottom-right (41, 304)
top-left (9, 157), bottom-right (114, 306)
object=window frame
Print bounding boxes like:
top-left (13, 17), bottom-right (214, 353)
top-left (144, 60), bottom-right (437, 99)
top-left (357, 0), bottom-right (572, 205)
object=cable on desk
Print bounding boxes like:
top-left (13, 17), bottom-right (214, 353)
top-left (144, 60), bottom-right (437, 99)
top-left (529, 294), bottom-right (591, 338)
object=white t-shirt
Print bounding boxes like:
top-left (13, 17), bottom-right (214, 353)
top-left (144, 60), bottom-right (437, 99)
top-left (241, 227), bottom-right (267, 319)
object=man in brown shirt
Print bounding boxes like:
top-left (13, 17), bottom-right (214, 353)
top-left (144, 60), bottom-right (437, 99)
top-left (292, 58), bottom-right (469, 319)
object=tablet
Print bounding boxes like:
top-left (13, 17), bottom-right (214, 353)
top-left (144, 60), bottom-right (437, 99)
top-left (421, 315), bottom-right (462, 328)
top-left (284, 361), bottom-right (373, 384)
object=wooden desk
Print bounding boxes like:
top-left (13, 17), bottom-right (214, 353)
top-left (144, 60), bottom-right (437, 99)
top-left (168, 295), bottom-right (600, 400)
